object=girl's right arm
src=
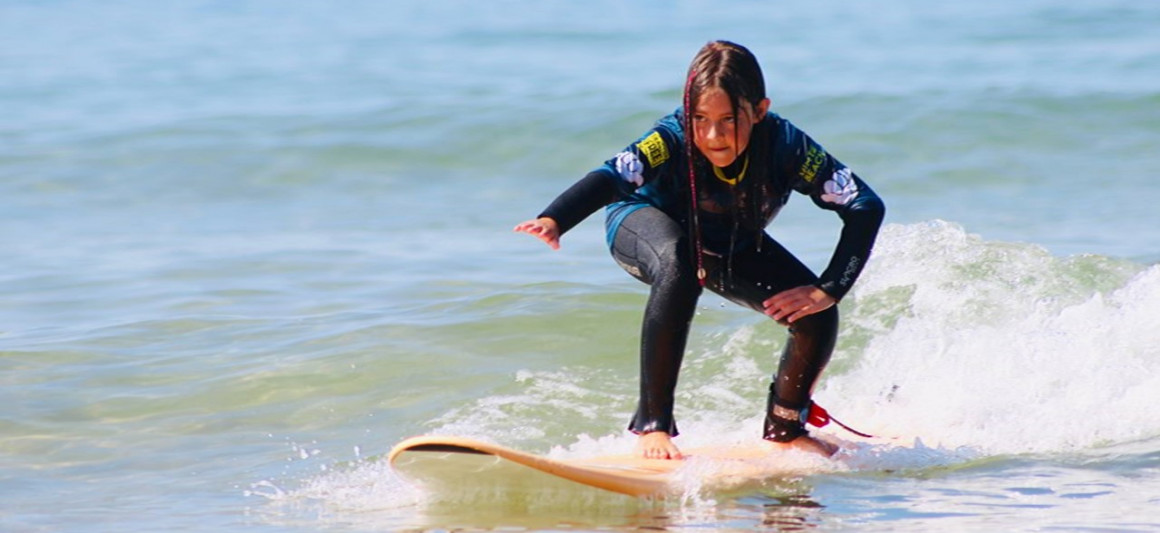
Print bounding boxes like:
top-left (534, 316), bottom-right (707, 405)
top-left (513, 168), bottom-right (620, 250)
top-left (516, 118), bottom-right (681, 249)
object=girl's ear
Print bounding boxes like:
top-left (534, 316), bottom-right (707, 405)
top-left (755, 98), bottom-right (771, 118)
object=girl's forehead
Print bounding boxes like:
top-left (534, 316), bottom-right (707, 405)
top-left (695, 88), bottom-right (752, 114)
top-left (695, 88), bottom-right (731, 106)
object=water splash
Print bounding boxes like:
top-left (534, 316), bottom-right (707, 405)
top-left (822, 221), bottom-right (1160, 455)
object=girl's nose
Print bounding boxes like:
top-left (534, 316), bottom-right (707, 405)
top-left (705, 121), bottom-right (723, 140)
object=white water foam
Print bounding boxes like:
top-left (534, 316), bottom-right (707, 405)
top-left (821, 221), bottom-right (1160, 455)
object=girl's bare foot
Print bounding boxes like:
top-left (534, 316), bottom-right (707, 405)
top-left (763, 435), bottom-right (838, 457)
top-left (636, 431), bottom-right (683, 460)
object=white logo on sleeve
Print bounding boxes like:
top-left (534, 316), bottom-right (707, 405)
top-left (614, 151), bottom-right (645, 186)
top-left (821, 167), bottom-right (859, 205)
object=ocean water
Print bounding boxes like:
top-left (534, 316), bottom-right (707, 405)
top-left (2, 0), bottom-right (1159, 531)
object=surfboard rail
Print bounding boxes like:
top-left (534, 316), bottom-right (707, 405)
top-left (387, 434), bottom-right (844, 497)
top-left (389, 435), bottom-right (675, 497)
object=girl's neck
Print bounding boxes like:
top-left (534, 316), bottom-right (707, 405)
top-left (712, 153), bottom-right (749, 185)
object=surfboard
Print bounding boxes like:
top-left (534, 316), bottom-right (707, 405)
top-left (388, 435), bottom-right (823, 497)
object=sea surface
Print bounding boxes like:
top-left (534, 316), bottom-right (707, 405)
top-left (2, 1), bottom-right (1159, 531)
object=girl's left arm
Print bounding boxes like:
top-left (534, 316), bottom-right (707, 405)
top-left (813, 171), bottom-right (885, 300)
top-left (777, 119), bottom-right (886, 300)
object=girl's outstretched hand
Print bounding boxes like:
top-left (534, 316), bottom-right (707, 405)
top-left (762, 285), bottom-right (836, 325)
top-left (513, 217), bottom-right (561, 250)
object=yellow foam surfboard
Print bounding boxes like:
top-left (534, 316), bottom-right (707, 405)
top-left (388, 435), bottom-right (813, 497)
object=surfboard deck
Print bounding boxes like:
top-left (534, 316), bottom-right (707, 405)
top-left (388, 435), bottom-right (816, 497)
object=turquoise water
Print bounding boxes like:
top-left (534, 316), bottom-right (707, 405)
top-left (2, 1), bottom-right (1159, 531)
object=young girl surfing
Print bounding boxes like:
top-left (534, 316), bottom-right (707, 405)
top-left (515, 41), bottom-right (885, 459)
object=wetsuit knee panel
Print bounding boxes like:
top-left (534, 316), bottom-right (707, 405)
top-left (642, 238), bottom-right (702, 287)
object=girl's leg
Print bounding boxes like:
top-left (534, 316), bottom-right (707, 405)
top-left (609, 207), bottom-right (703, 437)
top-left (764, 305), bottom-right (838, 442)
top-left (705, 235), bottom-right (839, 443)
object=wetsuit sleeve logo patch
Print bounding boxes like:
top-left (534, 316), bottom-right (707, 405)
top-left (799, 144), bottom-right (825, 183)
top-left (636, 131), bottom-right (670, 168)
top-left (614, 151), bottom-right (645, 186)
top-left (821, 167), bottom-right (859, 205)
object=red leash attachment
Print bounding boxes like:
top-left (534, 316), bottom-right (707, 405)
top-left (807, 403), bottom-right (876, 439)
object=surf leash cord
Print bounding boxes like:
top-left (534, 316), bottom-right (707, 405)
top-left (806, 403), bottom-right (876, 439)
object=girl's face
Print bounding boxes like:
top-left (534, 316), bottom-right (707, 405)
top-left (691, 88), bottom-right (770, 168)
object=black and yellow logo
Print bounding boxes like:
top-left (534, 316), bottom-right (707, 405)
top-left (636, 131), bottom-right (670, 168)
top-left (800, 144), bottom-right (825, 183)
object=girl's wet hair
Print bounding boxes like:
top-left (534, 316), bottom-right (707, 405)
top-left (684, 40), bottom-right (766, 122)
top-left (682, 39), bottom-right (774, 277)
top-left (682, 41), bottom-right (773, 279)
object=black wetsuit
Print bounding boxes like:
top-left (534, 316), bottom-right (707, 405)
top-left (537, 109), bottom-right (885, 441)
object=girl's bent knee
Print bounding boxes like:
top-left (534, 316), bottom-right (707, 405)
top-left (791, 305), bottom-right (839, 336)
